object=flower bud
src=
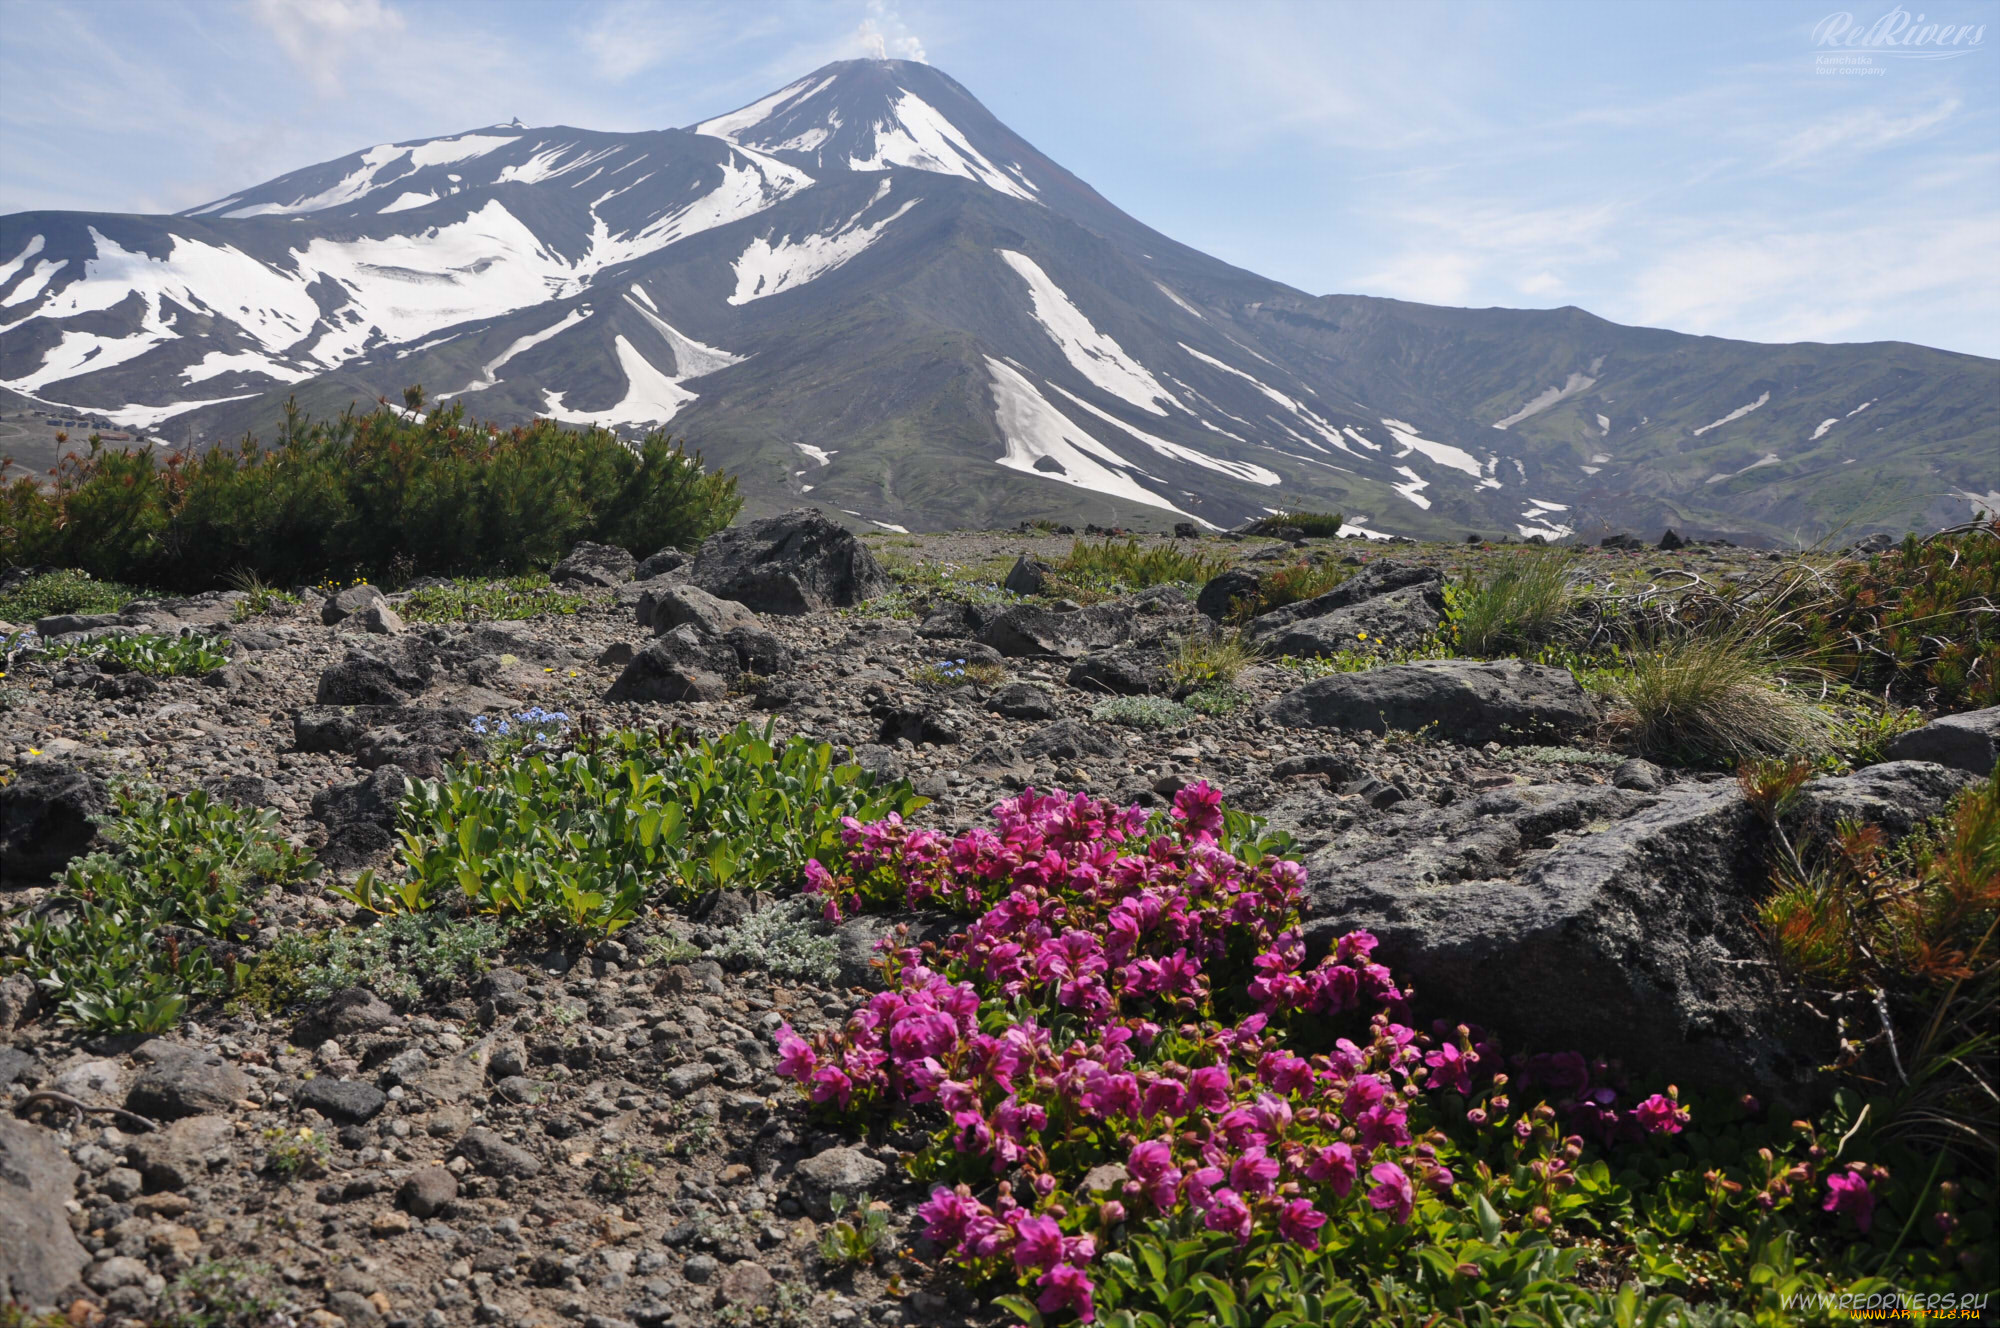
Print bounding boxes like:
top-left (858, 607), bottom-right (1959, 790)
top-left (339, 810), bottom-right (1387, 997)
top-left (1101, 1201), bottom-right (1127, 1225)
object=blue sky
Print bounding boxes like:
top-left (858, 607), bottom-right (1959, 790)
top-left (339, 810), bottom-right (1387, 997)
top-left (3, 0), bottom-right (1994, 355)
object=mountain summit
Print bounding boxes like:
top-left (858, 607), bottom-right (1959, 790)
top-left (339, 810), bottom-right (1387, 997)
top-left (3, 60), bottom-right (1994, 539)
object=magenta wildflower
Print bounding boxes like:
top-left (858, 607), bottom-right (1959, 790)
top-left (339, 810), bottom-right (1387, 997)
top-left (1011, 1213), bottom-right (1065, 1271)
top-left (1304, 1142), bottom-right (1358, 1196)
top-left (1823, 1170), bottom-right (1875, 1233)
top-left (916, 1188), bottom-right (982, 1244)
top-left (1367, 1162), bottom-right (1416, 1223)
top-left (1278, 1198), bottom-right (1328, 1248)
top-left (1633, 1093), bottom-right (1690, 1135)
top-left (1202, 1187), bottom-right (1254, 1242)
top-left (772, 1025), bottom-right (816, 1080)
top-left (1036, 1263), bottom-right (1096, 1322)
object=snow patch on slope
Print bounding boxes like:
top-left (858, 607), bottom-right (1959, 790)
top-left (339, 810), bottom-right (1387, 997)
top-left (1390, 466), bottom-right (1431, 509)
top-left (851, 92), bottom-right (1038, 202)
top-left (1047, 384), bottom-right (1280, 485)
top-left (984, 357), bottom-right (1207, 524)
top-left (542, 335), bottom-right (696, 429)
top-left (439, 307), bottom-right (592, 398)
top-left (1692, 391), bottom-right (1770, 436)
top-left (1492, 372), bottom-right (1596, 430)
top-left (1380, 418), bottom-right (1483, 479)
top-left (181, 349), bottom-right (313, 385)
top-left (1811, 417), bottom-right (1839, 441)
top-left (729, 186), bottom-right (919, 304)
top-left (1000, 251), bottom-right (1176, 416)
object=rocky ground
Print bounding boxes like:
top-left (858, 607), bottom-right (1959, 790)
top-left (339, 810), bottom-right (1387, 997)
top-left (1, 516), bottom-right (1992, 1327)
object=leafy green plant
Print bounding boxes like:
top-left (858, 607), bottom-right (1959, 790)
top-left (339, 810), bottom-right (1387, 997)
top-left (336, 722), bottom-right (927, 932)
top-left (158, 1258), bottom-right (288, 1328)
top-left (261, 1127), bottom-right (331, 1179)
top-left (1182, 686), bottom-right (1247, 717)
top-left (1448, 548), bottom-right (1578, 656)
top-left (1054, 538), bottom-right (1229, 593)
top-left (43, 630), bottom-right (230, 676)
top-left (1829, 701), bottom-right (1928, 770)
top-left (4, 787), bottom-right (315, 1031)
top-left (1246, 509), bottom-right (1346, 538)
top-left (0, 398), bottom-right (740, 591)
top-left (237, 913), bottom-right (510, 1011)
top-left (594, 1147), bottom-right (658, 1197)
top-left (1091, 695), bottom-right (1196, 729)
top-left (400, 573), bottom-right (587, 624)
top-left (818, 1191), bottom-right (893, 1269)
top-left (0, 567), bottom-right (142, 622)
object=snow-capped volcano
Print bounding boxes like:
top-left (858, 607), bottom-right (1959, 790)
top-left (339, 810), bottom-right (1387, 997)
top-left (2, 60), bottom-right (1993, 540)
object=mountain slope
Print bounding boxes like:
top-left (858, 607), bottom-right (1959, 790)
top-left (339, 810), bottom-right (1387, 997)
top-left (3, 59), bottom-right (1994, 541)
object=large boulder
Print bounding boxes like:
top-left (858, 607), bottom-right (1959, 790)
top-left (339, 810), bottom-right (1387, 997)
top-left (978, 602), bottom-right (1138, 660)
top-left (1067, 646), bottom-right (1171, 696)
top-left (690, 509), bottom-right (890, 614)
top-left (316, 648), bottom-right (432, 706)
top-left (1246, 584), bottom-right (1443, 658)
top-left (0, 759), bottom-right (105, 884)
top-left (1266, 658), bottom-right (1597, 745)
top-left (1797, 760), bottom-right (1978, 837)
top-left (0, 1116), bottom-right (90, 1305)
top-left (1195, 568), bottom-right (1263, 622)
top-left (638, 583), bottom-right (762, 636)
top-left (310, 764), bottom-right (412, 869)
top-left (1241, 561), bottom-right (1445, 656)
top-left (1003, 556), bottom-right (1052, 597)
top-left (319, 583), bottom-right (385, 627)
top-left (1884, 706), bottom-right (2000, 776)
top-left (604, 625), bottom-right (741, 703)
top-left (549, 541), bottom-right (637, 588)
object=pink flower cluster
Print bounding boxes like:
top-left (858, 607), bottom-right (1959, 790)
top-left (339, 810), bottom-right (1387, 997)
top-left (779, 784), bottom-right (1692, 1322)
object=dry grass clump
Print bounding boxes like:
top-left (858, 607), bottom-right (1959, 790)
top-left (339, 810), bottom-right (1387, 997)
top-left (1613, 627), bottom-right (1832, 767)
top-left (1450, 548), bottom-right (1578, 657)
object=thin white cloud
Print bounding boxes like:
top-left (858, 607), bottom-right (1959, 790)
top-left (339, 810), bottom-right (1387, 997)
top-left (246, 0), bottom-right (407, 96)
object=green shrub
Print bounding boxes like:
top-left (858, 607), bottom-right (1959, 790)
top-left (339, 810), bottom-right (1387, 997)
top-left (4, 787), bottom-right (315, 1031)
top-left (1246, 509), bottom-right (1345, 537)
top-left (400, 574), bottom-right (586, 624)
top-left (1092, 695), bottom-right (1196, 729)
top-left (0, 399), bottom-right (740, 592)
top-left (0, 568), bottom-right (142, 622)
top-left (1055, 538), bottom-right (1228, 592)
top-left (336, 722), bottom-right (927, 931)
top-left (1615, 629), bottom-right (1831, 768)
top-left (1169, 631), bottom-right (1253, 692)
top-left (44, 631), bottom-right (229, 676)
top-left (1181, 686), bottom-right (1247, 716)
top-left (159, 1258), bottom-right (288, 1328)
top-left (1448, 547), bottom-right (1578, 656)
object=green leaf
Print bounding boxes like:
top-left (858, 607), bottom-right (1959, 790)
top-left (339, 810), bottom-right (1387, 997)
top-left (992, 1294), bottom-right (1043, 1328)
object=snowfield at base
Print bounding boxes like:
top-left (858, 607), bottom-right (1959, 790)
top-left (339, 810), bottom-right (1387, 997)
top-left (1336, 521), bottom-right (1392, 541)
top-left (1491, 372), bottom-right (1596, 430)
top-left (729, 184), bottom-right (918, 304)
top-left (621, 292), bottom-right (741, 379)
top-left (1692, 391), bottom-right (1770, 436)
top-left (1001, 251), bottom-right (1178, 417)
top-left (1518, 498), bottom-right (1574, 540)
top-left (438, 307), bottom-right (592, 399)
top-left (1047, 383), bottom-right (1280, 486)
top-left (849, 91), bottom-right (1038, 202)
top-left (985, 357), bottom-right (1209, 524)
top-left (96, 393), bottom-right (261, 430)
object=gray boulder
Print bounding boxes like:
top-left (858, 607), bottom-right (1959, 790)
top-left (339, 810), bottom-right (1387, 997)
top-left (320, 583), bottom-right (385, 626)
top-left (634, 547), bottom-right (690, 580)
top-left (987, 681), bottom-right (1057, 721)
top-left (691, 509), bottom-right (890, 614)
top-left (1797, 761), bottom-right (1978, 838)
top-left (0, 1116), bottom-right (90, 1305)
top-left (316, 648), bottom-right (431, 706)
top-left (1003, 555), bottom-right (1052, 596)
top-left (834, 911), bottom-right (956, 988)
top-left (978, 602), bottom-right (1134, 659)
top-left (1247, 584), bottom-right (1444, 659)
top-left (604, 625), bottom-right (740, 703)
top-left (1265, 658), bottom-right (1598, 745)
top-left (1243, 560), bottom-right (1440, 633)
top-left (126, 1113), bottom-right (233, 1192)
top-left (637, 583), bottom-right (761, 635)
top-left (1067, 646), bottom-right (1171, 695)
top-left (1021, 719), bottom-right (1120, 762)
top-left (0, 759), bottom-right (105, 884)
top-left (793, 1145), bottom-right (887, 1218)
top-left (310, 764), bottom-right (412, 869)
top-left (454, 1127), bottom-right (543, 1179)
top-left (550, 541), bottom-right (637, 588)
top-left (297, 1077), bottom-right (388, 1124)
top-left (1883, 706), bottom-right (2000, 775)
top-left (1195, 568), bottom-right (1263, 622)
top-left (126, 1048), bottom-right (250, 1120)
top-left (293, 704), bottom-right (402, 754)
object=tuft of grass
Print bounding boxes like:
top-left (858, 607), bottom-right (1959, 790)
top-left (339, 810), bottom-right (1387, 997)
top-left (1054, 538), bottom-right (1229, 592)
top-left (1614, 629), bottom-right (1832, 768)
top-left (0, 568), bottom-right (143, 622)
top-left (912, 657), bottom-right (1007, 688)
top-left (1182, 686), bottom-right (1247, 717)
top-left (1170, 631), bottom-right (1253, 691)
top-left (227, 569), bottom-right (300, 621)
top-left (1448, 548), bottom-right (1578, 657)
top-left (1092, 695), bottom-right (1196, 729)
top-left (1246, 510), bottom-right (1345, 538)
top-left (400, 573), bottom-right (586, 623)
top-left (158, 1258), bottom-right (288, 1328)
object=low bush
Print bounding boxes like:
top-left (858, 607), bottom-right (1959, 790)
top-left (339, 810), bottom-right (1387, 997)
top-left (400, 574), bottom-right (586, 624)
top-left (1246, 509), bottom-right (1345, 537)
top-left (237, 913), bottom-right (510, 1011)
top-left (780, 786), bottom-right (1989, 1325)
top-left (0, 567), bottom-right (142, 622)
top-left (1614, 629), bottom-right (1832, 768)
top-left (1169, 632), bottom-right (1252, 692)
top-left (1055, 539), bottom-right (1229, 593)
top-left (4, 786), bottom-right (315, 1031)
top-left (337, 721), bottom-right (926, 931)
top-left (1446, 548), bottom-right (1578, 656)
top-left (1226, 560), bottom-right (1351, 623)
top-left (44, 631), bottom-right (230, 677)
top-left (0, 399), bottom-right (740, 592)
top-left (712, 895), bottom-right (841, 983)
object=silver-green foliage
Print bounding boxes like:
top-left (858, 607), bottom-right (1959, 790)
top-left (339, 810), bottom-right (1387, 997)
top-left (713, 895), bottom-right (840, 984)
